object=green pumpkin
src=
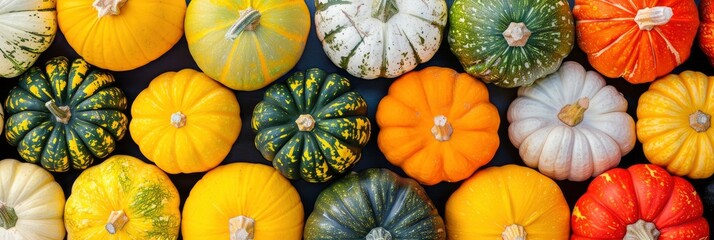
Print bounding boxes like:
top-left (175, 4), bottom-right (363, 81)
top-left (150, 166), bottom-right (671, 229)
top-left (251, 68), bottom-right (371, 183)
top-left (704, 180), bottom-right (714, 217)
top-left (448, 0), bottom-right (574, 88)
top-left (304, 168), bottom-right (446, 239)
top-left (4, 56), bottom-right (128, 172)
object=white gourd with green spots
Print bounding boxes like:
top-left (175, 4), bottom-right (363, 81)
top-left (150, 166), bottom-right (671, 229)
top-left (0, 0), bottom-right (56, 78)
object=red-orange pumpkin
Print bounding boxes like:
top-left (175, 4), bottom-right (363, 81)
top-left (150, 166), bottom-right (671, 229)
top-left (700, 0), bottom-right (714, 66)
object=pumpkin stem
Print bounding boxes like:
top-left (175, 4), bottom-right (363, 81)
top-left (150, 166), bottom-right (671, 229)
top-left (689, 110), bottom-right (711, 132)
top-left (372, 0), bottom-right (399, 22)
top-left (635, 7), bottom-right (673, 31)
top-left (366, 227), bottom-right (393, 240)
top-left (171, 111), bottom-right (187, 128)
top-left (503, 22), bottom-right (532, 47)
top-left (295, 114), bottom-right (316, 131)
top-left (431, 115), bottom-right (453, 141)
top-left (93, 0), bottom-right (128, 18)
top-left (624, 219), bottom-right (660, 240)
top-left (0, 201), bottom-right (18, 229)
top-left (501, 224), bottom-right (526, 240)
top-left (226, 7), bottom-right (261, 41)
top-left (558, 98), bottom-right (589, 127)
top-left (45, 100), bottom-right (72, 124)
top-left (229, 215), bottom-right (255, 240)
top-left (105, 210), bottom-right (129, 234)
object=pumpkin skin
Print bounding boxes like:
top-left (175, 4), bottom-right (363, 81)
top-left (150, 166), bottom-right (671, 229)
top-left (130, 69), bottom-right (241, 174)
top-left (251, 68), bottom-right (371, 183)
top-left (0, 159), bottom-right (65, 240)
top-left (4, 56), bottom-right (128, 172)
top-left (702, 180), bottom-right (714, 217)
top-left (701, 0), bottom-right (714, 66)
top-left (182, 162), bottom-right (303, 240)
top-left (572, 164), bottom-right (709, 239)
top-left (0, 0), bottom-right (57, 78)
top-left (637, 71), bottom-right (714, 179)
top-left (314, 0), bottom-right (447, 79)
top-left (185, 0), bottom-right (310, 91)
top-left (304, 168), bottom-right (446, 240)
top-left (64, 155), bottom-right (181, 239)
top-left (448, 0), bottom-right (574, 87)
top-left (573, 0), bottom-right (699, 84)
top-left (57, 0), bottom-right (186, 71)
top-left (376, 66), bottom-right (499, 185)
top-left (508, 61), bottom-right (636, 181)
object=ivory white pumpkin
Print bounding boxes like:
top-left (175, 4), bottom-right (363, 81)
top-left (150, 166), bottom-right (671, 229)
top-left (314, 0), bottom-right (447, 79)
top-left (0, 0), bottom-right (57, 78)
top-left (507, 61), bottom-right (636, 181)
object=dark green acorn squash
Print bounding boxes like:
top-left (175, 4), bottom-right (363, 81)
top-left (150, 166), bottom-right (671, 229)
top-left (251, 68), bottom-right (371, 183)
top-left (704, 179), bottom-right (714, 217)
top-left (3, 56), bottom-right (128, 172)
top-left (304, 168), bottom-right (446, 240)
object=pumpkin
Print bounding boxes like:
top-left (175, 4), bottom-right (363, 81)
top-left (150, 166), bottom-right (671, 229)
top-left (182, 162), bottom-right (303, 240)
top-left (314, 0), bottom-right (447, 79)
top-left (376, 66), bottom-right (499, 185)
top-left (448, 0), bottom-right (574, 88)
top-left (0, 104), bottom-right (3, 136)
top-left (0, 159), bottom-right (66, 240)
top-left (637, 71), bottom-right (714, 179)
top-left (130, 69), bottom-right (241, 174)
top-left (572, 164), bottom-right (709, 239)
top-left (702, 179), bottom-right (714, 218)
top-left (56, 0), bottom-right (186, 71)
top-left (701, 0), bottom-right (714, 66)
top-left (507, 61), bottom-right (636, 181)
top-left (251, 68), bottom-right (371, 183)
top-left (185, 0), bottom-right (310, 91)
top-left (573, 0), bottom-right (699, 84)
top-left (445, 165), bottom-right (570, 239)
top-left (0, 0), bottom-right (57, 78)
top-left (64, 155), bottom-right (181, 239)
top-left (304, 168), bottom-right (445, 240)
top-left (4, 56), bottom-right (128, 172)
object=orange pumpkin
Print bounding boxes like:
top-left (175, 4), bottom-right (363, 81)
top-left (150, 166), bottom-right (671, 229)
top-left (376, 66), bottom-right (500, 185)
top-left (700, 0), bottom-right (714, 66)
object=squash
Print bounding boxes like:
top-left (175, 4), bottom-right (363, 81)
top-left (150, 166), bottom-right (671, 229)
top-left (701, 0), bottom-right (714, 67)
top-left (185, 0), bottom-right (310, 91)
top-left (702, 180), bottom-right (714, 218)
top-left (573, 0), bottom-right (699, 84)
top-left (445, 165), bottom-right (570, 239)
top-left (572, 164), bottom-right (709, 239)
top-left (182, 162), bottom-right (303, 240)
top-left (376, 66), bottom-right (499, 185)
top-left (0, 104), bottom-right (3, 136)
top-left (637, 71), bottom-right (714, 179)
top-left (3, 56), bottom-right (128, 172)
top-left (56, 0), bottom-right (186, 71)
top-left (507, 61), bottom-right (636, 181)
top-left (304, 168), bottom-right (445, 240)
top-left (251, 68), bottom-right (371, 183)
top-left (448, 0), bottom-right (574, 88)
top-left (0, 0), bottom-right (57, 78)
top-left (0, 159), bottom-right (66, 240)
top-left (314, 0), bottom-right (447, 79)
top-left (130, 69), bottom-right (241, 174)
top-left (64, 155), bottom-right (181, 239)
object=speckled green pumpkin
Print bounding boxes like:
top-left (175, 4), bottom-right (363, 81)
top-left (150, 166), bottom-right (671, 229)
top-left (3, 56), bottom-right (128, 172)
top-left (304, 168), bottom-right (446, 239)
top-left (251, 68), bottom-right (371, 183)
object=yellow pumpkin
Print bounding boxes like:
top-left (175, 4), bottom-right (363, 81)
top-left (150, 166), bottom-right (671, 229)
top-left (182, 162), bottom-right (304, 240)
top-left (130, 69), bottom-right (241, 174)
top-left (57, 0), bottom-right (186, 71)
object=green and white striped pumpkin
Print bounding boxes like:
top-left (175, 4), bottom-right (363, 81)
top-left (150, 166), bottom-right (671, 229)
top-left (314, 0), bottom-right (447, 79)
top-left (0, 0), bottom-right (57, 78)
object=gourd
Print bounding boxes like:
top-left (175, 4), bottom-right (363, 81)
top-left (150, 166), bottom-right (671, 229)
top-left (314, 0), bottom-right (447, 79)
top-left (64, 155), bottom-right (181, 239)
top-left (130, 69), bottom-right (241, 174)
top-left (251, 68), bottom-right (371, 183)
top-left (0, 104), bottom-right (3, 136)
top-left (182, 162), bottom-right (303, 240)
top-left (448, 0), bottom-right (574, 87)
top-left (637, 71), bottom-right (714, 178)
top-left (572, 164), bottom-right (709, 239)
top-left (57, 0), bottom-right (186, 71)
top-left (3, 56), bottom-right (128, 172)
top-left (0, 159), bottom-right (66, 240)
top-left (573, 0), bottom-right (699, 83)
top-left (304, 168), bottom-right (446, 240)
top-left (445, 165), bottom-right (570, 240)
top-left (185, 0), bottom-right (310, 90)
top-left (701, 0), bottom-right (714, 66)
top-left (0, 0), bottom-right (57, 78)
top-left (702, 180), bottom-right (714, 218)
top-left (508, 61), bottom-right (636, 181)
top-left (376, 66), bottom-right (499, 185)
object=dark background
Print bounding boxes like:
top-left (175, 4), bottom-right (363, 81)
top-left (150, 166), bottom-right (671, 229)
top-left (0, 0), bottom-right (712, 237)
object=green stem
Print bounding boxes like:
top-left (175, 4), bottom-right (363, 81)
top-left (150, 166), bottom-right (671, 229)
top-left (0, 201), bottom-right (18, 229)
top-left (45, 100), bottom-right (71, 124)
top-left (225, 8), bottom-right (261, 41)
top-left (372, 0), bottom-right (399, 22)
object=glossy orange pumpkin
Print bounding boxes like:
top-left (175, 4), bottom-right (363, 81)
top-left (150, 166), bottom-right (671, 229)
top-left (700, 0), bottom-right (714, 66)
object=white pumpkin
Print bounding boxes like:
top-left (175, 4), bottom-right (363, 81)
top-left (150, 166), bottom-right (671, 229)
top-left (0, 159), bottom-right (65, 240)
top-left (314, 0), bottom-right (447, 79)
top-left (0, 0), bottom-right (57, 78)
top-left (507, 61), bottom-right (636, 181)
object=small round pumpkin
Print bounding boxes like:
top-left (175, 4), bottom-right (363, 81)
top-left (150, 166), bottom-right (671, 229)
top-left (700, 0), bottom-right (714, 66)
top-left (130, 69), bottom-right (241, 174)
top-left (0, 0), bottom-right (57, 78)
